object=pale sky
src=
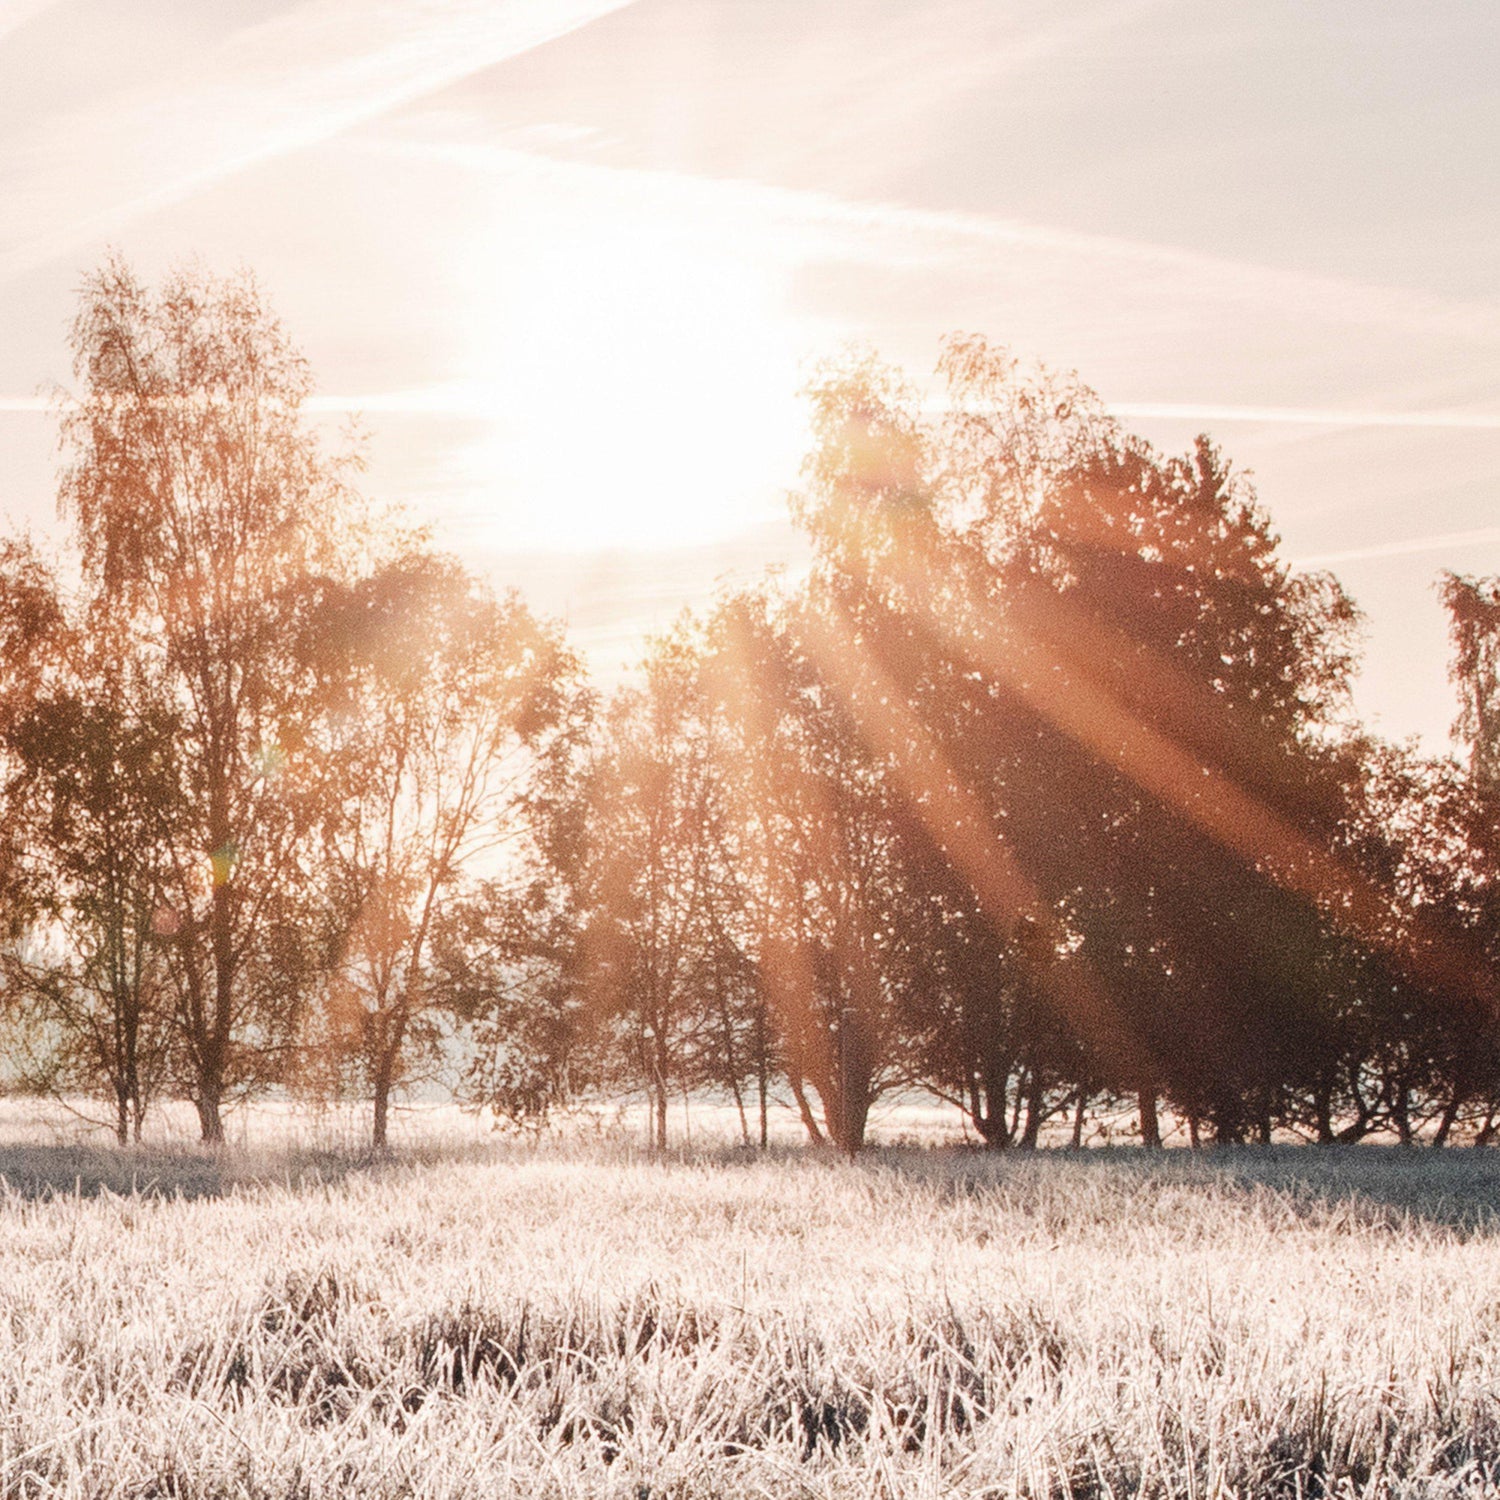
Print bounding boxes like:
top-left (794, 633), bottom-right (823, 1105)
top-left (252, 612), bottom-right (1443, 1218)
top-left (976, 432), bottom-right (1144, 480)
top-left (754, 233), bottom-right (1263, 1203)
top-left (0, 0), bottom-right (1496, 745)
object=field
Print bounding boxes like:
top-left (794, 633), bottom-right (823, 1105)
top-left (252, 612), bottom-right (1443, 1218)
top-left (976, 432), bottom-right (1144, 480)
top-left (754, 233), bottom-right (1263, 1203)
top-left (4, 1115), bottom-right (1500, 1498)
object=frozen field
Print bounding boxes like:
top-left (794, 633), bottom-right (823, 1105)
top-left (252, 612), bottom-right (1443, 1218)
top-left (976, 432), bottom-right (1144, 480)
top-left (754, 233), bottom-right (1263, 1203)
top-left (2, 1119), bottom-right (1500, 1497)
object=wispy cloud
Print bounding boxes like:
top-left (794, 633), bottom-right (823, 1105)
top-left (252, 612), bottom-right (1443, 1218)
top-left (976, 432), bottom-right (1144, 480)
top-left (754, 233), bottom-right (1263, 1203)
top-left (0, 0), bottom-right (637, 283)
top-left (8, 387), bottom-right (1497, 436)
top-left (1110, 402), bottom-right (1500, 432)
top-left (0, 0), bottom-right (58, 46)
top-left (0, 388), bottom-right (491, 415)
top-left (364, 131), bottom-right (1500, 358)
top-left (1294, 527), bottom-right (1500, 569)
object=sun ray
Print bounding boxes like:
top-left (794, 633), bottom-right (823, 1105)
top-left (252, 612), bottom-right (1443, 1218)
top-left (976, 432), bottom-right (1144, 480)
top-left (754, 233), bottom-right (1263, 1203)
top-left (818, 495), bottom-right (1497, 1018)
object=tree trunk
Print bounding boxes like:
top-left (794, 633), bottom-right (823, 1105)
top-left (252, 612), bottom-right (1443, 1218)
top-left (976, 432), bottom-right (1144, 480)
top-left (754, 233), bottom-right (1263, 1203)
top-left (713, 960), bottom-right (748, 1145)
top-left (1336, 1067), bottom-right (1374, 1142)
top-left (196, 1085), bottom-right (225, 1146)
top-left (373, 1002), bottom-right (412, 1152)
top-left (1139, 1087), bottom-right (1161, 1149)
top-left (721, 1022), bottom-right (747, 1143)
top-left (788, 1071), bottom-right (823, 1144)
top-left (732, 1081), bottom-right (750, 1147)
top-left (178, 952), bottom-right (224, 1146)
top-left (372, 1056), bottom-right (393, 1151)
top-left (653, 1079), bottom-right (669, 1152)
top-left (122, 993), bottom-right (142, 1147)
top-left (839, 1088), bottom-right (870, 1156)
top-left (968, 1074), bottom-right (1007, 1148)
top-left (1314, 1080), bottom-right (1335, 1145)
top-left (830, 1007), bottom-right (871, 1156)
top-left (975, 1051), bottom-right (1014, 1147)
top-left (203, 848), bottom-right (235, 1147)
top-left (1393, 1078), bottom-right (1414, 1145)
top-left (1070, 1090), bottom-right (1086, 1150)
top-left (1432, 1092), bottom-right (1462, 1148)
top-left (1019, 1070), bottom-right (1045, 1150)
top-left (755, 1001), bottom-right (769, 1151)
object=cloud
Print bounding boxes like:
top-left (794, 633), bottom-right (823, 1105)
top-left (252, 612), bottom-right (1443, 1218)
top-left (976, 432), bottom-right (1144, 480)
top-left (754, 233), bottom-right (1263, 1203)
top-left (1110, 402), bottom-right (1500, 432)
top-left (317, 390), bottom-right (1500, 433)
top-left (0, 0), bottom-right (57, 45)
top-left (0, 0), bottom-right (637, 283)
top-left (361, 130), bottom-right (1500, 359)
top-left (1294, 526), bottom-right (1500, 569)
top-left (6, 386), bottom-right (1495, 433)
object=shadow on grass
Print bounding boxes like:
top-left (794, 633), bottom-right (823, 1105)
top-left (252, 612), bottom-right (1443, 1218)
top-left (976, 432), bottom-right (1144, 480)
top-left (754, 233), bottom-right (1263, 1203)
top-left (1198, 1143), bottom-right (1500, 1235)
top-left (518, 1131), bottom-right (1500, 1238)
top-left (862, 1140), bottom-right (1500, 1237)
top-left (0, 1140), bottom-right (429, 1201)
top-left (0, 1128), bottom-right (702, 1200)
top-left (7, 1127), bottom-right (1500, 1234)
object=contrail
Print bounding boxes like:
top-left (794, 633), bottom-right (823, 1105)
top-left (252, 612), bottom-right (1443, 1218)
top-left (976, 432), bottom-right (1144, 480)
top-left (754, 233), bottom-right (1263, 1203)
top-left (363, 134), bottom-right (1500, 347)
top-left (8, 387), bottom-right (1498, 435)
top-left (0, 0), bottom-right (639, 283)
top-left (0, 387), bottom-right (494, 415)
top-left (1111, 402), bottom-right (1500, 432)
top-left (0, 0), bottom-right (57, 45)
top-left (1294, 526), bottom-right (1500, 568)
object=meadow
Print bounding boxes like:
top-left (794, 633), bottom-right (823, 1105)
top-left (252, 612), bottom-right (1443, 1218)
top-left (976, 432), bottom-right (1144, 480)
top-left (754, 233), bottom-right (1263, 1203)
top-left (3, 1109), bottom-right (1500, 1499)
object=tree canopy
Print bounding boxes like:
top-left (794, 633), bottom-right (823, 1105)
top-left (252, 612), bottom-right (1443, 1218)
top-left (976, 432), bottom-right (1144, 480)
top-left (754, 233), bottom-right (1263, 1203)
top-left (1, 267), bottom-right (1495, 1151)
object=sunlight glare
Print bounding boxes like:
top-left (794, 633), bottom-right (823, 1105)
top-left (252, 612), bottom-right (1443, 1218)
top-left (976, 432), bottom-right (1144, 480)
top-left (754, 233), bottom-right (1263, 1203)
top-left (455, 220), bottom-right (809, 552)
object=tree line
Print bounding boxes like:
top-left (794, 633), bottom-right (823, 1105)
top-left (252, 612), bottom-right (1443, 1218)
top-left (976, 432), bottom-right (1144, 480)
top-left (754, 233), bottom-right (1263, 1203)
top-left (2, 259), bottom-right (1498, 1151)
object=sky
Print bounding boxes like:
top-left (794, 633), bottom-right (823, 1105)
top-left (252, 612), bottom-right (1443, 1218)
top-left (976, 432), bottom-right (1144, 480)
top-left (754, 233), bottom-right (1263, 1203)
top-left (0, 0), bottom-right (1496, 744)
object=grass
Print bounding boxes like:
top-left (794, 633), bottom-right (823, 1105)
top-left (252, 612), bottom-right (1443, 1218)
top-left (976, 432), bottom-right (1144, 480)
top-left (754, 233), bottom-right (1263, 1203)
top-left (3, 1125), bottom-right (1500, 1497)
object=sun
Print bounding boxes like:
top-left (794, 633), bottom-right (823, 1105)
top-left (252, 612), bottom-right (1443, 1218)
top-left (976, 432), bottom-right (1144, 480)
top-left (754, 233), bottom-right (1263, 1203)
top-left (451, 215), bottom-right (811, 553)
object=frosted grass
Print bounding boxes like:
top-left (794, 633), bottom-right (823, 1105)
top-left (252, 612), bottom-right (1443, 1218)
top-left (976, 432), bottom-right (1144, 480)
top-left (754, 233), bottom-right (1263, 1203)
top-left (3, 1138), bottom-right (1500, 1497)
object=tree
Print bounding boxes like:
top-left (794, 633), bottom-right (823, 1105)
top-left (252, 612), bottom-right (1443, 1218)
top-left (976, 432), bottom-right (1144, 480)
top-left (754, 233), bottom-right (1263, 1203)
top-left (59, 257), bottom-right (364, 1142)
top-left (0, 539), bottom-right (66, 939)
top-left (302, 552), bottom-right (590, 1149)
top-left (700, 593), bottom-right (801, 1149)
top-left (585, 622), bottom-right (743, 1150)
top-left (786, 352), bottom-right (1090, 1149)
top-left (942, 341), bottom-right (1374, 1141)
top-left (441, 672), bottom-right (600, 1135)
top-left (1, 606), bottom-right (181, 1143)
top-left (0, 541), bottom-right (180, 1142)
top-left (1443, 573), bottom-right (1500, 794)
top-left (789, 337), bottom-right (1371, 1144)
top-left (438, 872), bottom-right (600, 1133)
top-left (707, 585), bottom-right (922, 1153)
top-left (1420, 572), bottom-right (1500, 1138)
